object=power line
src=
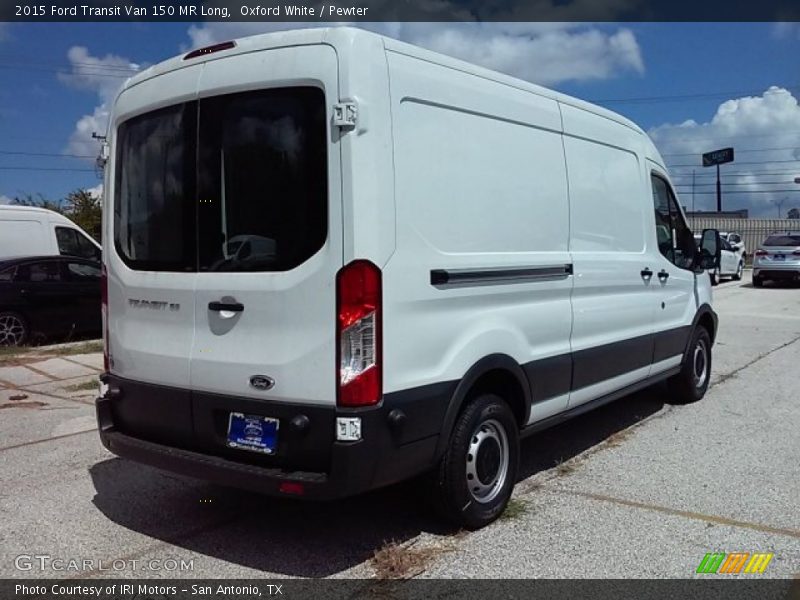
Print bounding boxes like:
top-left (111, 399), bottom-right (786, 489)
top-left (0, 64), bottom-right (132, 79)
top-left (591, 85), bottom-right (800, 105)
top-left (667, 159), bottom-right (800, 168)
top-left (0, 150), bottom-right (95, 159)
top-left (0, 166), bottom-right (96, 172)
top-left (675, 181), bottom-right (797, 187)
top-left (676, 189), bottom-right (800, 194)
top-left (662, 146), bottom-right (800, 157)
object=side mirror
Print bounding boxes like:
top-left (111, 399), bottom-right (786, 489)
top-left (696, 229), bottom-right (721, 271)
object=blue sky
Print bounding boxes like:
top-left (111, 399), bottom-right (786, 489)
top-left (1, 22), bottom-right (799, 215)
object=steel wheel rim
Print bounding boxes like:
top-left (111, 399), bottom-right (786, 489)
top-left (465, 418), bottom-right (509, 504)
top-left (693, 339), bottom-right (708, 389)
top-left (0, 315), bottom-right (25, 347)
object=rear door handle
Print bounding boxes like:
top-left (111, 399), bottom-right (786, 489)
top-left (640, 268), bottom-right (653, 280)
top-left (208, 301), bottom-right (244, 312)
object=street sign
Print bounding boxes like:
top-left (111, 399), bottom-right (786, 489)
top-left (702, 147), bottom-right (734, 167)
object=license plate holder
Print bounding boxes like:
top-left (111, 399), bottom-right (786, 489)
top-left (226, 413), bottom-right (279, 454)
top-left (774, 254), bottom-right (785, 261)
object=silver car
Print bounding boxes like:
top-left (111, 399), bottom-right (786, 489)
top-left (753, 232), bottom-right (800, 287)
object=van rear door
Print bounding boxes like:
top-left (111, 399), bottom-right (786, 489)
top-left (189, 46), bottom-right (342, 408)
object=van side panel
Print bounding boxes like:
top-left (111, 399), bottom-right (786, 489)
top-left (561, 104), bottom-right (656, 406)
top-left (383, 51), bottom-right (572, 419)
top-left (0, 219), bottom-right (50, 257)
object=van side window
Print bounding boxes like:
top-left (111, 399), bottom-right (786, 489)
top-left (651, 175), bottom-right (696, 270)
top-left (56, 227), bottom-right (99, 260)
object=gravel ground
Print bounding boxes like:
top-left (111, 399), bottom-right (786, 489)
top-left (0, 272), bottom-right (797, 579)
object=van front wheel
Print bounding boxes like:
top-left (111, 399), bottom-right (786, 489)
top-left (668, 326), bottom-right (712, 404)
top-left (431, 393), bottom-right (519, 530)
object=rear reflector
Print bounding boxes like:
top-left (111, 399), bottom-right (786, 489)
top-left (183, 41), bottom-right (236, 60)
top-left (278, 482), bottom-right (305, 495)
top-left (336, 260), bottom-right (382, 407)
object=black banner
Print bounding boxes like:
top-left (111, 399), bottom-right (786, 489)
top-left (3, 0), bottom-right (800, 22)
top-left (2, 579), bottom-right (799, 600)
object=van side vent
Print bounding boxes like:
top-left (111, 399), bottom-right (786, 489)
top-left (333, 102), bottom-right (358, 129)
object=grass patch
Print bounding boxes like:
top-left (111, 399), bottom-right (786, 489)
top-left (0, 346), bottom-right (33, 365)
top-left (50, 341), bottom-right (104, 356)
top-left (371, 539), bottom-right (452, 579)
top-left (500, 497), bottom-right (529, 521)
top-left (63, 379), bottom-right (98, 393)
top-left (555, 459), bottom-right (578, 477)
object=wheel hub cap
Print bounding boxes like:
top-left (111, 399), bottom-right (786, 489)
top-left (693, 340), bottom-right (708, 388)
top-left (465, 419), bottom-right (509, 504)
top-left (0, 315), bottom-right (25, 347)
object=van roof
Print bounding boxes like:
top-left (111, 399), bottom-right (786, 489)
top-left (122, 27), bottom-right (647, 139)
top-left (0, 204), bottom-right (64, 217)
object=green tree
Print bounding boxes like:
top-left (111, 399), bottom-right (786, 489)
top-left (63, 189), bottom-right (102, 242)
top-left (12, 193), bottom-right (65, 214)
top-left (788, 207), bottom-right (800, 219)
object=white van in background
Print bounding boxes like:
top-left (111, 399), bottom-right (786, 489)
top-left (0, 205), bottom-right (101, 260)
top-left (97, 27), bottom-right (721, 529)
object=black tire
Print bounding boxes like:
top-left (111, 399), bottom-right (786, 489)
top-left (430, 393), bottom-right (519, 530)
top-left (732, 261), bottom-right (743, 281)
top-left (753, 276), bottom-right (763, 288)
top-left (668, 327), bottom-right (712, 404)
top-left (0, 311), bottom-right (29, 347)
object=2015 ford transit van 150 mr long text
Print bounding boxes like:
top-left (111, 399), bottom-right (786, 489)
top-left (96, 27), bottom-right (721, 529)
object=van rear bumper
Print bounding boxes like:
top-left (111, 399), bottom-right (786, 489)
top-left (96, 374), bottom-right (452, 500)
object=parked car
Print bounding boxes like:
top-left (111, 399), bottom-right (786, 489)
top-left (694, 233), bottom-right (744, 285)
top-left (721, 231), bottom-right (746, 262)
top-left (0, 256), bottom-right (101, 346)
top-left (0, 205), bottom-right (101, 261)
top-left (96, 27), bottom-right (721, 529)
top-left (752, 232), bottom-right (800, 287)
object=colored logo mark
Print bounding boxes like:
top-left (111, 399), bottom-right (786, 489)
top-left (696, 552), bottom-right (773, 574)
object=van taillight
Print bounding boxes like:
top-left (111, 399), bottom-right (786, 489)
top-left (755, 250), bottom-right (768, 257)
top-left (336, 260), bottom-right (382, 407)
top-left (101, 264), bottom-right (109, 372)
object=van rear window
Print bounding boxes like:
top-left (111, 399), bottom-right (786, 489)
top-left (114, 87), bottom-right (327, 272)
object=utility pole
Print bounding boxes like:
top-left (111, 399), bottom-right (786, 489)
top-left (772, 197), bottom-right (786, 218)
top-left (692, 170), bottom-right (696, 212)
top-left (716, 164), bottom-right (721, 212)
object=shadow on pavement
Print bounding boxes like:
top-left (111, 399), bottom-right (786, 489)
top-left (89, 383), bottom-right (670, 577)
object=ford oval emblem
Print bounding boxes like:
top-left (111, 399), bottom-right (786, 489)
top-left (249, 375), bottom-right (275, 391)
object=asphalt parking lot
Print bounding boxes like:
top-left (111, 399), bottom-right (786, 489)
top-left (0, 272), bottom-right (798, 580)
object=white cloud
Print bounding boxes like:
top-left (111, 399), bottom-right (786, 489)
top-left (649, 87), bottom-right (800, 216)
top-left (186, 22), bottom-right (643, 86)
top-left (59, 46), bottom-right (139, 159)
top-left (86, 184), bottom-right (103, 200)
top-left (0, 195), bottom-right (12, 205)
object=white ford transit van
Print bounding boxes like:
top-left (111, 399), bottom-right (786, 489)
top-left (97, 27), bottom-right (720, 529)
top-left (0, 205), bottom-right (101, 261)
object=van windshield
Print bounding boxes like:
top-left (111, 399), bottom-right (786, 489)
top-left (114, 87), bottom-right (328, 272)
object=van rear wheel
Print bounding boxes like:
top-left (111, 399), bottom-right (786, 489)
top-left (668, 326), bottom-right (712, 404)
top-left (430, 393), bottom-right (519, 529)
